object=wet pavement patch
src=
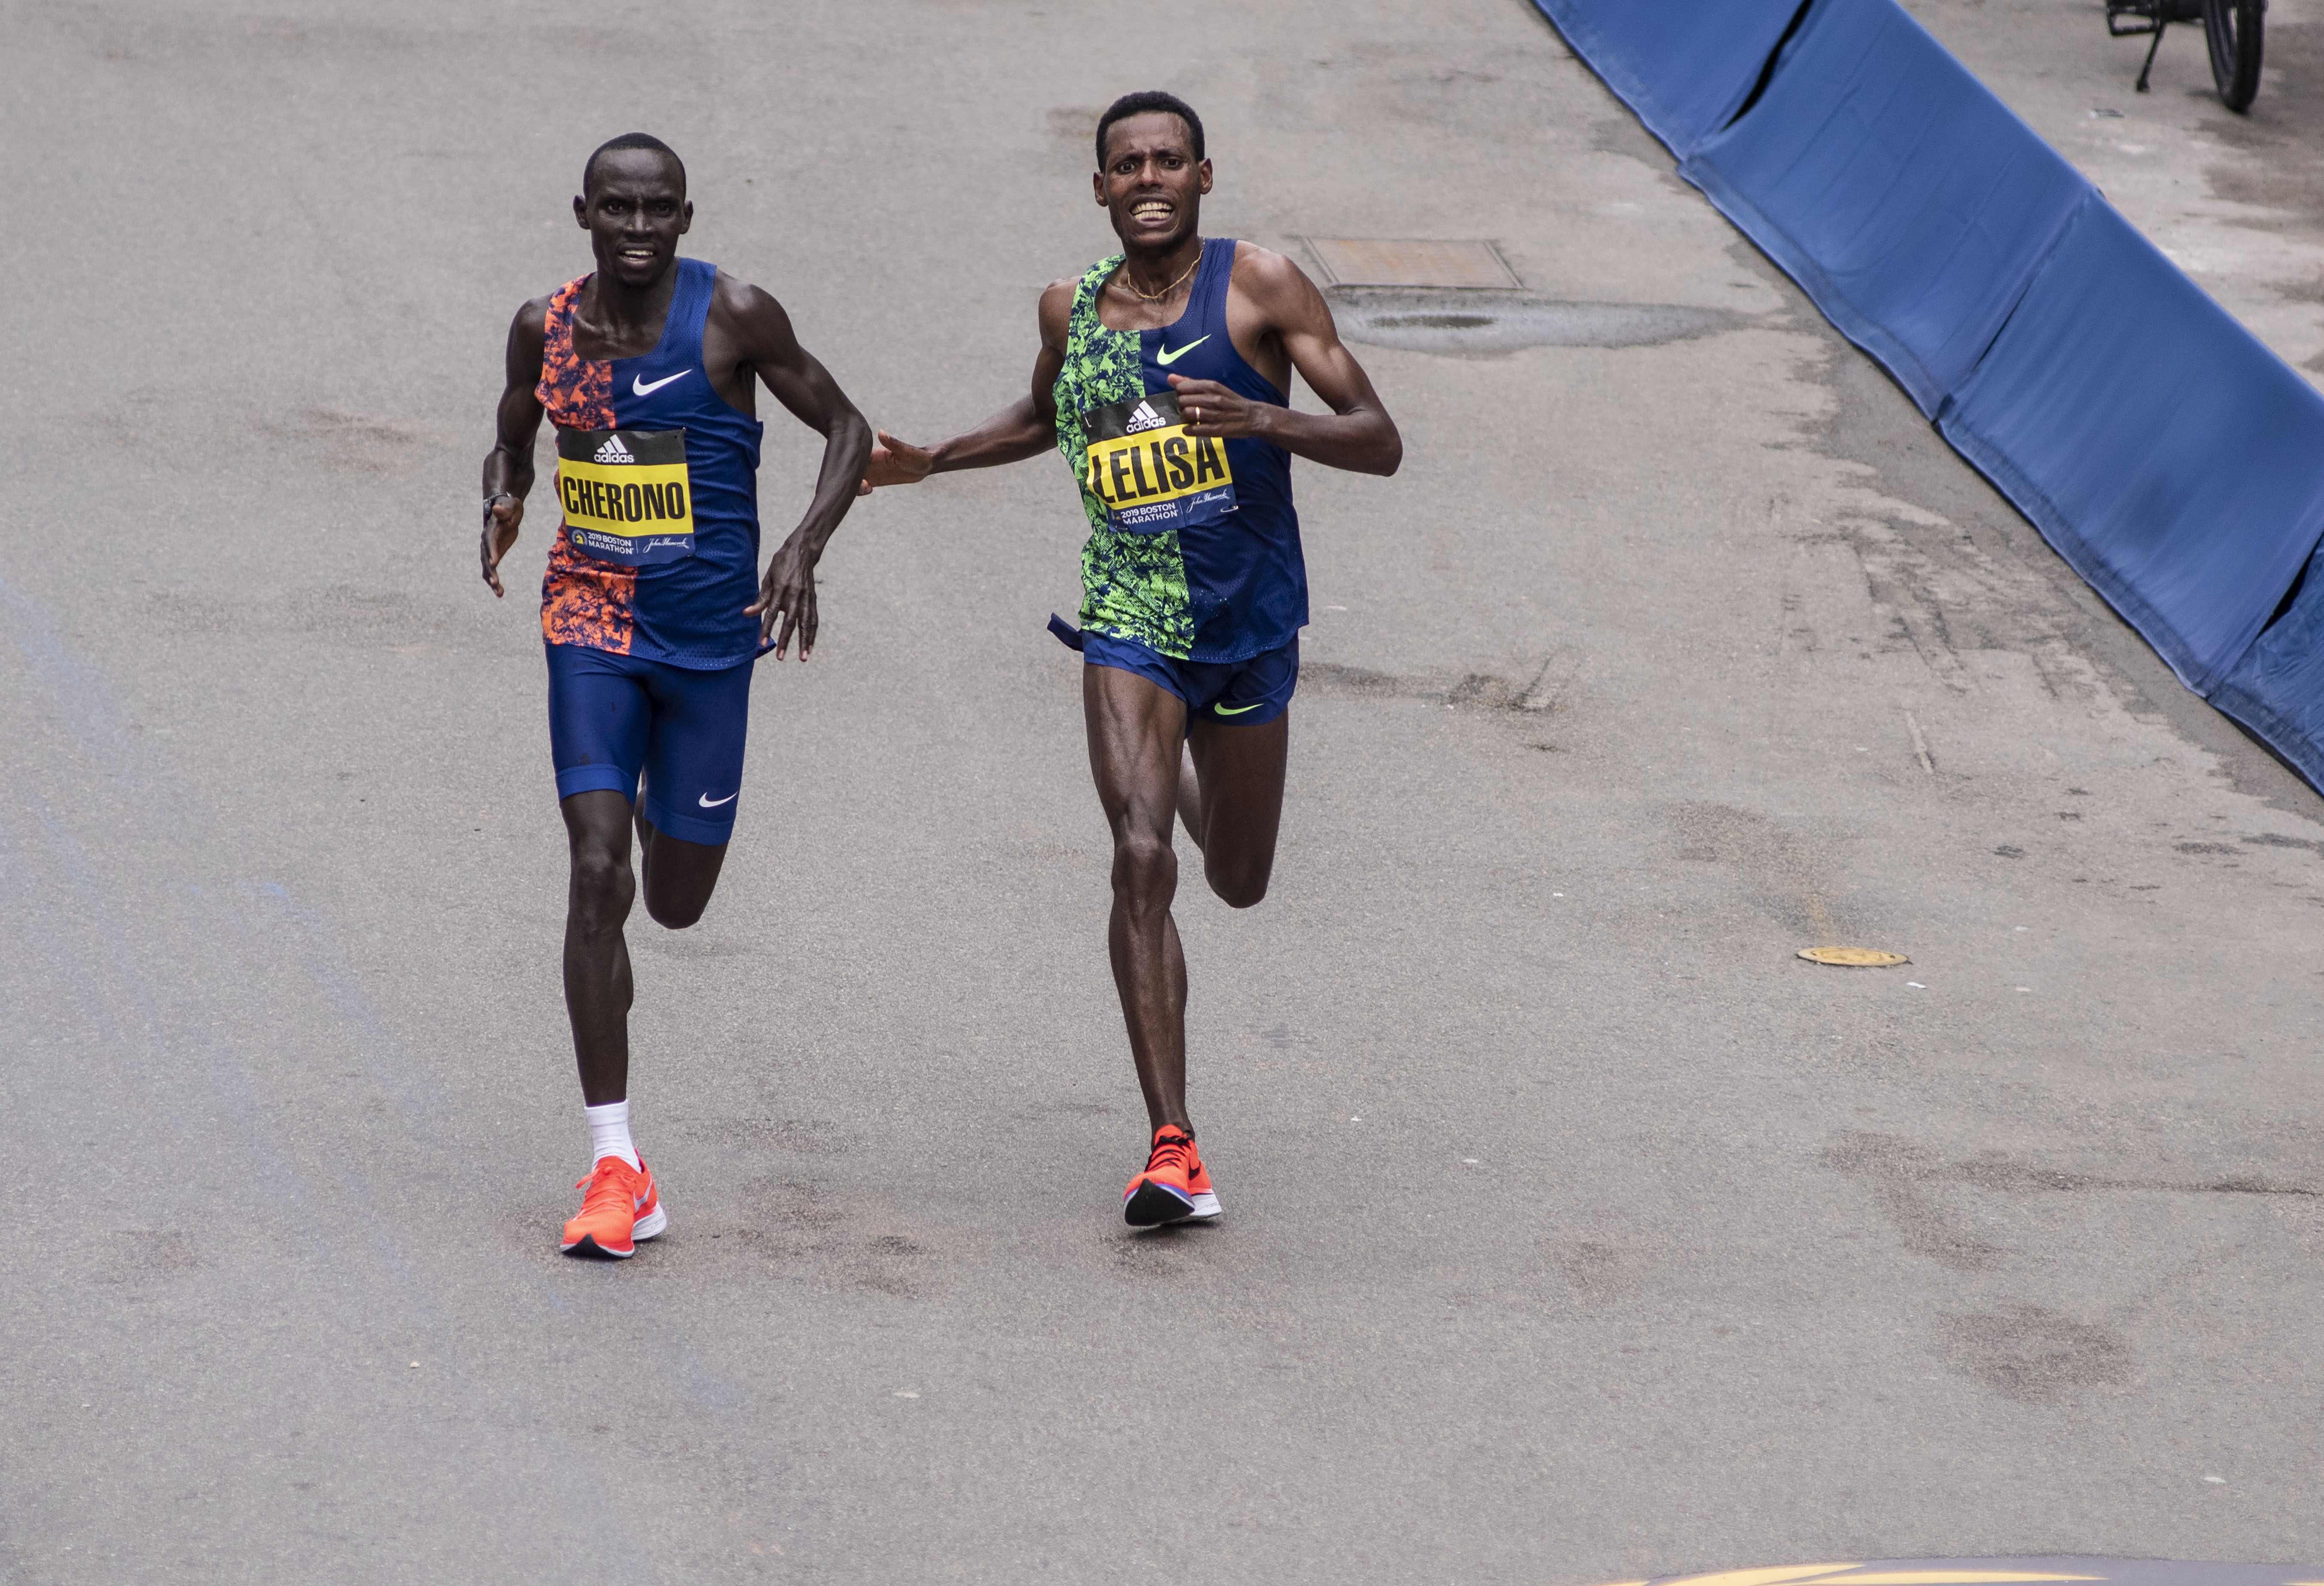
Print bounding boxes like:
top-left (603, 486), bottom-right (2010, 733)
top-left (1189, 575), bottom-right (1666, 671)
top-left (1937, 1304), bottom-right (2134, 1402)
top-left (1327, 287), bottom-right (1743, 355)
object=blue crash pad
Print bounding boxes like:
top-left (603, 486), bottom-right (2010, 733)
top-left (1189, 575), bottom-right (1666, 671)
top-left (1529, 0), bottom-right (1803, 158)
top-left (1682, 0), bottom-right (2090, 417)
top-left (1535, 0), bottom-right (2324, 787)
top-left (2214, 540), bottom-right (2324, 790)
top-left (1939, 193), bottom-right (2324, 696)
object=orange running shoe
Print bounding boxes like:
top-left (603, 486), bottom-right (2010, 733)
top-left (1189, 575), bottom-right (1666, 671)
top-left (560, 1156), bottom-right (666, 1259)
top-left (1123, 1127), bottom-right (1221, 1227)
top-left (1185, 1154), bottom-right (1220, 1222)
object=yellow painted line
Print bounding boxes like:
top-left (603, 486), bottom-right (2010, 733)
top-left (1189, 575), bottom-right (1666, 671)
top-left (1658, 1566), bottom-right (1862, 1586)
top-left (1812, 1562), bottom-right (2110, 1572)
top-left (1819, 1576), bottom-right (2103, 1584)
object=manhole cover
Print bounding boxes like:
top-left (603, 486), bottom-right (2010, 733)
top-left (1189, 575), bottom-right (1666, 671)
top-left (1797, 946), bottom-right (1910, 966)
top-left (1302, 237), bottom-right (1520, 289)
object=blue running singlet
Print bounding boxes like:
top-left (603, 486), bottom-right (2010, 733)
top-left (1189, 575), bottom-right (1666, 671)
top-left (535, 258), bottom-right (770, 669)
top-left (1050, 238), bottom-right (1307, 664)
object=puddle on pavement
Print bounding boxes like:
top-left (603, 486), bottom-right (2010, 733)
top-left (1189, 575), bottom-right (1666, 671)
top-left (1328, 287), bottom-right (1743, 355)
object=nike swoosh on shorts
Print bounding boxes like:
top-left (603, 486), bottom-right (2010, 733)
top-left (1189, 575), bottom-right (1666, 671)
top-left (1213, 701), bottom-right (1266, 717)
top-left (1155, 337), bottom-right (1209, 366)
top-left (699, 791), bottom-right (739, 808)
top-left (634, 370), bottom-right (690, 396)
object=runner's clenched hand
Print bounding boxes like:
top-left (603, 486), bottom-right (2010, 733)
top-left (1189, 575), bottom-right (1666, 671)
top-left (481, 493), bottom-right (524, 598)
top-left (747, 531), bottom-right (820, 659)
top-left (1167, 374), bottom-right (1270, 441)
top-left (859, 429), bottom-right (936, 493)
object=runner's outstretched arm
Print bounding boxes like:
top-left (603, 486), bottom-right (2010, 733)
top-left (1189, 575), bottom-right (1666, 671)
top-left (728, 278), bottom-right (874, 658)
top-left (479, 299), bottom-right (550, 597)
top-left (859, 281), bottom-right (1075, 489)
top-left (1167, 251), bottom-right (1400, 476)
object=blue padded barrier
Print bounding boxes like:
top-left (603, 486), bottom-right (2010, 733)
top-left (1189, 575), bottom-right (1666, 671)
top-left (1682, 0), bottom-right (2090, 418)
top-left (1938, 193), bottom-right (2324, 695)
top-left (2214, 544), bottom-right (2324, 789)
top-left (1530, 0), bottom-right (1801, 158)
top-left (1534, 0), bottom-right (2324, 789)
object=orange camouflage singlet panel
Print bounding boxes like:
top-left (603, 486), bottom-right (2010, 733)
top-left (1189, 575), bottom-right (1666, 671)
top-left (536, 276), bottom-right (635, 654)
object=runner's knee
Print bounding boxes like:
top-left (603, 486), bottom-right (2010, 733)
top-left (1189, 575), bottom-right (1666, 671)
top-left (1205, 856), bottom-right (1270, 910)
top-left (568, 844), bottom-right (635, 932)
top-left (1111, 830), bottom-right (1178, 910)
top-left (642, 885), bottom-right (708, 931)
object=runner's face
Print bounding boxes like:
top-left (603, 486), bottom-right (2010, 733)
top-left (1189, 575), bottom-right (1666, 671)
top-left (1095, 114), bottom-right (1210, 251)
top-left (574, 151), bottom-right (691, 289)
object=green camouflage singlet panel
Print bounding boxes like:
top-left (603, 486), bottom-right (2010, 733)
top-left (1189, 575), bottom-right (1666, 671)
top-left (1052, 255), bottom-right (1194, 659)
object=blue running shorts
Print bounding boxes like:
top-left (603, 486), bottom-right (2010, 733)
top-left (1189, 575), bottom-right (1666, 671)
top-left (545, 642), bottom-right (754, 845)
top-left (1051, 617), bottom-right (1298, 728)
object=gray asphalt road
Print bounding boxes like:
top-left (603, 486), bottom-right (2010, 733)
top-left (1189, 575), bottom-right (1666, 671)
top-left (3, 2), bottom-right (2320, 1582)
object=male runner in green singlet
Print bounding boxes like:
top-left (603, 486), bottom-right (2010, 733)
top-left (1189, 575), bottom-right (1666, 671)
top-left (478, 134), bottom-right (871, 1257)
top-left (861, 92), bottom-right (1401, 1226)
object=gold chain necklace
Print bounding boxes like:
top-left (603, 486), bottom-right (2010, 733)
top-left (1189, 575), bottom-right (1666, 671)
top-left (1116, 250), bottom-right (1201, 303)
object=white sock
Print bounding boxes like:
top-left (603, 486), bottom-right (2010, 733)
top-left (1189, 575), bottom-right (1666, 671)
top-left (586, 1100), bottom-right (639, 1169)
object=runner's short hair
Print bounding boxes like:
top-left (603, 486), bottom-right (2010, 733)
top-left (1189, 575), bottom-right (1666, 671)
top-left (1094, 92), bottom-right (1205, 168)
top-left (584, 132), bottom-right (686, 197)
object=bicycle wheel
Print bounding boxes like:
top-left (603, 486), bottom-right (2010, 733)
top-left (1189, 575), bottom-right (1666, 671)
top-left (2204, 0), bottom-right (2264, 112)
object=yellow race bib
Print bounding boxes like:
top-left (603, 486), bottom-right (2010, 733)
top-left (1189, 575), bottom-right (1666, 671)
top-left (1083, 392), bottom-right (1237, 534)
top-left (555, 427), bottom-right (695, 566)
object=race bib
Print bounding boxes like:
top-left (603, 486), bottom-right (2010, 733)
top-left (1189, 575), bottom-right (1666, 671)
top-left (555, 427), bottom-right (695, 566)
top-left (1083, 392), bottom-right (1236, 534)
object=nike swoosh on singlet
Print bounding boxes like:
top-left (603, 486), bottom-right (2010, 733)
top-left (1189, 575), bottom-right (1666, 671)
top-left (633, 370), bottom-right (690, 396)
top-left (1213, 701), bottom-right (1266, 717)
top-left (1155, 337), bottom-right (1209, 366)
top-left (699, 790), bottom-right (738, 808)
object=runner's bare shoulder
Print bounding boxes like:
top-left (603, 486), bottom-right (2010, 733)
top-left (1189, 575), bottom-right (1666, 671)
top-left (708, 268), bottom-right (792, 331)
top-left (1039, 276), bottom-right (1078, 347)
top-left (506, 296), bottom-right (551, 373)
top-left (1226, 243), bottom-right (1324, 320)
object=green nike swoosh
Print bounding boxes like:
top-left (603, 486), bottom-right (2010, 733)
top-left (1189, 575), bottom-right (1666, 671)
top-left (1213, 700), bottom-right (1266, 716)
top-left (1155, 335), bottom-right (1210, 366)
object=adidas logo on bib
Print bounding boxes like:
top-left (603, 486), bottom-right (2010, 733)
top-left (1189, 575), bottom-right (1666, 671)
top-left (1123, 400), bottom-right (1167, 435)
top-left (593, 434), bottom-right (634, 464)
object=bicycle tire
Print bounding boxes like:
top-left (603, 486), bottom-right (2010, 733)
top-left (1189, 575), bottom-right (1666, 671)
top-left (2204, 0), bottom-right (2264, 112)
